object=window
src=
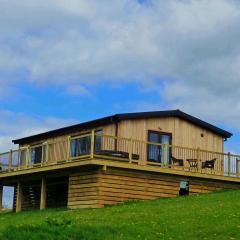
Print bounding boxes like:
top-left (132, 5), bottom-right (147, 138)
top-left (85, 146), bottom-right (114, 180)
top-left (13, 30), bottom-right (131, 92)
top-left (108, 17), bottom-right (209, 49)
top-left (95, 130), bottom-right (103, 152)
top-left (147, 131), bottom-right (172, 164)
top-left (19, 148), bottom-right (27, 166)
top-left (30, 146), bottom-right (44, 164)
top-left (70, 130), bottom-right (103, 158)
top-left (70, 136), bottom-right (91, 158)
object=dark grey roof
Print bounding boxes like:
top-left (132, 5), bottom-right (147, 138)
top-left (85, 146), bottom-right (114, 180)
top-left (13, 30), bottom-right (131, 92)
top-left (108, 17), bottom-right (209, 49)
top-left (12, 109), bottom-right (232, 144)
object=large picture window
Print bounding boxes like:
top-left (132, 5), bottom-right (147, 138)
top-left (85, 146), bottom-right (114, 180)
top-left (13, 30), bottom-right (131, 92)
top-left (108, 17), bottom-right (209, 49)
top-left (95, 130), bottom-right (102, 151)
top-left (70, 135), bottom-right (91, 158)
top-left (30, 146), bottom-right (44, 164)
top-left (70, 130), bottom-right (103, 158)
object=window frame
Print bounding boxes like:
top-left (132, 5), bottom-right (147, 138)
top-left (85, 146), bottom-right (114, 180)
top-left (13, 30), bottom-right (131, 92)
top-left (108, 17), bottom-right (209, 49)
top-left (147, 130), bottom-right (172, 164)
top-left (70, 129), bottom-right (103, 158)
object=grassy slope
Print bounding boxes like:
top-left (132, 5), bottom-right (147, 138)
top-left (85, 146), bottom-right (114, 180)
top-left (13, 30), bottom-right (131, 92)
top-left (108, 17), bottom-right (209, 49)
top-left (0, 190), bottom-right (240, 240)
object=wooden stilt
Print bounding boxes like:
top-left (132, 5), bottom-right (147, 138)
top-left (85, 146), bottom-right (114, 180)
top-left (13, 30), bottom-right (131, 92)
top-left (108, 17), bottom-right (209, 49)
top-left (16, 181), bottom-right (22, 213)
top-left (40, 177), bottom-right (47, 210)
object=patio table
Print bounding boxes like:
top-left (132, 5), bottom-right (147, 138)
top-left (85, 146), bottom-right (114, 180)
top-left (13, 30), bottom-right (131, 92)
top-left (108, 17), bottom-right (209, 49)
top-left (186, 159), bottom-right (199, 170)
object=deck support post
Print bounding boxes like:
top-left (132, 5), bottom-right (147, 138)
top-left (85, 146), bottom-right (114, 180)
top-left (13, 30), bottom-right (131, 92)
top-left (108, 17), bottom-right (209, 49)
top-left (102, 165), bottom-right (107, 171)
top-left (16, 181), bottom-right (22, 213)
top-left (0, 184), bottom-right (3, 211)
top-left (40, 177), bottom-right (47, 210)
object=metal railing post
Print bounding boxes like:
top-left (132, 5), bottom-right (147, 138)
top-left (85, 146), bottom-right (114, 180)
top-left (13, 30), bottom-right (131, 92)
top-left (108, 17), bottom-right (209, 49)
top-left (90, 130), bottom-right (95, 159)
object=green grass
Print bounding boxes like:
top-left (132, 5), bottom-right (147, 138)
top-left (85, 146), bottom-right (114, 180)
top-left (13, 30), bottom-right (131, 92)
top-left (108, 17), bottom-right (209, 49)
top-left (1, 190), bottom-right (240, 240)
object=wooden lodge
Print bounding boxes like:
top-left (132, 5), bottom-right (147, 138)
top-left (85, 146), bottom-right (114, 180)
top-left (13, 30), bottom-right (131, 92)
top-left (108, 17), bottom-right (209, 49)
top-left (0, 109), bottom-right (240, 212)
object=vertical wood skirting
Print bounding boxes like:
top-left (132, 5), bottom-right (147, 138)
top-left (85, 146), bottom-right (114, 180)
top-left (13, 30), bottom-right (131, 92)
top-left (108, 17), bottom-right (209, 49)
top-left (16, 181), bottom-right (22, 213)
top-left (0, 184), bottom-right (3, 211)
top-left (40, 177), bottom-right (47, 210)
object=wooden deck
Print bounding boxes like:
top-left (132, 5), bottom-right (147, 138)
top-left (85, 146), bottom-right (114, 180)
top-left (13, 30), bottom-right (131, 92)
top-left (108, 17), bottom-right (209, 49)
top-left (0, 131), bottom-right (240, 182)
top-left (0, 133), bottom-right (240, 182)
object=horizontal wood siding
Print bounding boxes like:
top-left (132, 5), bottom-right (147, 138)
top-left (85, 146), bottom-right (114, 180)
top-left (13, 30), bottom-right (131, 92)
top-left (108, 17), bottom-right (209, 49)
top-left (11, 166), bottom-right (240, 211)
top-left (98, 169), bottom-right (179, 205)
top-left (68, 170), bottom-right (103, 209)
top-left (67, 167), bottom-right (240, 209)
top-left (189, 179), bottom-right (240, 194)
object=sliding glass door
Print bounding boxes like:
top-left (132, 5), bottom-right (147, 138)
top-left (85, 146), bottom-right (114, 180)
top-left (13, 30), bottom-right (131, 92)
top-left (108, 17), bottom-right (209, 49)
top-left (147, 131), bottom-right (172, 164)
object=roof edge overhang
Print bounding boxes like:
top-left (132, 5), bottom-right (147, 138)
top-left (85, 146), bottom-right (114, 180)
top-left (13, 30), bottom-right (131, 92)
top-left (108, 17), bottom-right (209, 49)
top-left (12, 110), bottom-right (232, 145)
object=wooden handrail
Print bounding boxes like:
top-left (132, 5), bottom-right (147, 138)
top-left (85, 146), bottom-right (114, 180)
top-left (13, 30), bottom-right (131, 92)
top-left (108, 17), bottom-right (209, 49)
top-left (0, 133), bottom-right (240, 178)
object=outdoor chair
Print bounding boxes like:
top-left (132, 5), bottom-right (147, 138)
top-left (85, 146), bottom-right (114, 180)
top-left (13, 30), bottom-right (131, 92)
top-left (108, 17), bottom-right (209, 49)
top-left (202, 158), bottom-right (216, 169)
top-left (171, 156), bottom-right (184, 166)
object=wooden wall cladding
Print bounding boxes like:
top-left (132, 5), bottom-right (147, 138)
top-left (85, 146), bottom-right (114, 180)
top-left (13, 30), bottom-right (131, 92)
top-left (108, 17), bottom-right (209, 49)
top-left (67, 167), bottom-right (240, 209)
top-left (68, 170), bottom-right (102, 209)
top-left (97, 169), bottom-right (180, 206)
top-left (117, 118), bottom-right (224, 152)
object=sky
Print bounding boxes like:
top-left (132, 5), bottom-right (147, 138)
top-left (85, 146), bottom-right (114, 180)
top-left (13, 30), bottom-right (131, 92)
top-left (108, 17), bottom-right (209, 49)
top-left (1, 0), bottom-right (240, 206)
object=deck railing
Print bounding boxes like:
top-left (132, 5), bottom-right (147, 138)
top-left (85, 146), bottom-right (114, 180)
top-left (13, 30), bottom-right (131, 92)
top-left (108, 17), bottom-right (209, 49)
top-left (0, 131), bottom-right (240, 178)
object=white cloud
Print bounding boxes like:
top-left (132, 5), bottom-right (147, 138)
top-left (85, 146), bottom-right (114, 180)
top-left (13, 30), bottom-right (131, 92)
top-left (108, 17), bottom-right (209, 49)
top-left (0, 110), bottom-right (76, 208)
top-left (66, 84), bottom-right (89, 95)
top-left (0, 0), bottom-right (240, 128)
top-left (0, 110), bottom-right (75, 152)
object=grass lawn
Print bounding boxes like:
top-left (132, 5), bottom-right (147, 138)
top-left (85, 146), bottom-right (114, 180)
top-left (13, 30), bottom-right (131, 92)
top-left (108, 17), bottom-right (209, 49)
top-left (0, 190), bottom-right (240, 240)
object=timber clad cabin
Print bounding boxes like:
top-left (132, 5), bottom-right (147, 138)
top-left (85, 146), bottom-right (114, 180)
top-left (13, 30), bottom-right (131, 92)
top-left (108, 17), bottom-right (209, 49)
top-left (0, 109), bottom-right (240, 212)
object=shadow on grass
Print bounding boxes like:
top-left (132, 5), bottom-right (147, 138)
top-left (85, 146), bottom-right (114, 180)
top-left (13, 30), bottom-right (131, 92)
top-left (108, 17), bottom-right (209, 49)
top-left (1, 225), bottom-right (119, 240)
top-left (0, 217), bottom-right (135, 240)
